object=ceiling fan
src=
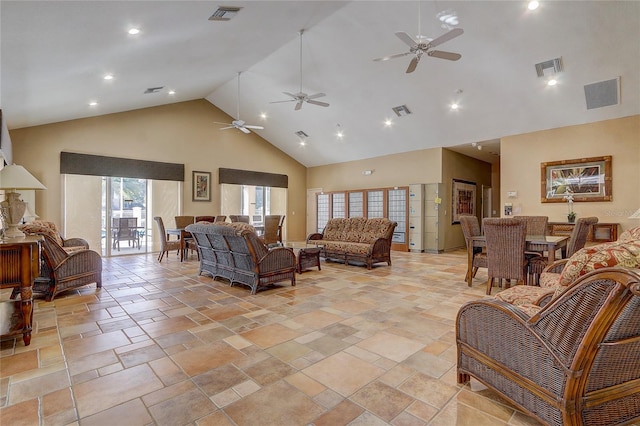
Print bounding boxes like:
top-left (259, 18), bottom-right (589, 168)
top-left (216, 72), bottom-right (264, 134)
top-left (373, 3), bottom-right (464, 73)
top-left (271, 29), bottom-right (329, 111)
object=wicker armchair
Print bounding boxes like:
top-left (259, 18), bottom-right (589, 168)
top-left (483, 218), bottom-right (529, 295)
top-left (457, 267), bottom-right (640, 426)
top-left (153, 216), bottom-right (181, 262)
top-left (19, 220), bottom-right (89, 250)
top-left (37, 234), bottom-right (102, 301)
top-left (459, 215), bottom-right (487, 286)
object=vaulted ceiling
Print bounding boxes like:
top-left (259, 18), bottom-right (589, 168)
top-left (2, 1), bottom-right (639, 167)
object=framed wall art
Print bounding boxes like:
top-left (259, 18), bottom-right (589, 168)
top-left (541, 156), bottom-right (612, 203)
top-left (452, 179), bottom-right (476, 224)
top-left (192, 170), bottom-right (211, 202)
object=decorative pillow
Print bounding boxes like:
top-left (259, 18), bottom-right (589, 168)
top-left (619, 226), bottom-right (640, 242)
top-left (19, 221), bottom-right (63, 246)
top-left (558, 240), bottom-right (640, 287)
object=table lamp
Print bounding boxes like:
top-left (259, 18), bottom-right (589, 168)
top-left (0, 164), bottom-right (47, 238)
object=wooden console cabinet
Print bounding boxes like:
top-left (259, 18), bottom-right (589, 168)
top-left (547, 222), bottom-right (619, 243)
top-left (0, 236), bottom-right (41, 346)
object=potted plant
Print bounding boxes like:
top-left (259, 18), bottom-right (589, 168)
top-left (564, 189), bottom-right (576, 223)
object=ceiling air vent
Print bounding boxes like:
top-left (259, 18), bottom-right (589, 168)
top-left (295, 130), bottom-right (309, 139)
top-left (392, 105), bottom-right (412, 117)
top-left (535, 57), bottom-right (563, 77)
top-left (144, 86), bottom-right (164, 94)
top-left (209, 6), bottom-right (242, 21)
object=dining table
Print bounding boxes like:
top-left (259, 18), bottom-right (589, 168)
top-left (466, 234), bottom-right (569, 287)
top-left (166, 227), bottom-right (189, 262)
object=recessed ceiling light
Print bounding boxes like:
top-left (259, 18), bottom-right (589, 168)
top-left (335, 124), bottom-right (344, 139)
top-left (168, 90), bottom-right (176, 95)
top-left (384, 119), bottom-right (393, 127)
top-left (103, 74), bottom-right (114, 80)
top-left (128, 28), bottom-right (140, 35)
top-left (260, 113), bottom-right (267, 120)
top-left (89, 101), bottom-right (98, 106)
top-left (547, 78), bottom-right (558, 86)
top-left (450, 103), bottom-right (459, 110)
top-left (528, 1), bottom-right (539, 11)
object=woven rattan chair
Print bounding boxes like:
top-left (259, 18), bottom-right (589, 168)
top-left (262, 215), bottom-right (284, 245)
top-left (37, 234), bottom-right (102, 301)
top-left (483, 218), bottom-right (529, 295)
top-left (457, 267), bottom-right (640, 426)
top-left (515, 215), bottom-right (549, 235)
top-left (529, 217), bottom-right (599, 284)
top-left (154, 216), bottom-right (181, 262)
top-left (195, 216), bottom-right (215, 223)
top-left (229, 215), bottom-right (250, 223)
top-left (459, 215), bottom-right (487, 286)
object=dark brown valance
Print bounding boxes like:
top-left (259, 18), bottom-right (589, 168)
top-left (60, 152), bottom-right (184, 181)
top-left (219, 168), bottom-right (288, 188)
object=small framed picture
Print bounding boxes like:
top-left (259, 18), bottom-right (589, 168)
top-left (192, 171), bottom-right (211, 202)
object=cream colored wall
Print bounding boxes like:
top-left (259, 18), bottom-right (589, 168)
top-left (307, 148), bottom-right (443, 190)
top-left (501, 115), bottom-right (640, 232)
top-left (10, 100), bottom-right (309, 241)
top-left (442, 149), bottom-right (492, 249)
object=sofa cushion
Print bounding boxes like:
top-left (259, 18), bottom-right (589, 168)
top-left (323, 218), bottom-right (347, 241)
top-left (343, 217), bottom-right (367, 242)
top-left (558, 240), bottom-right (640, 287)
top-left (360, 218), bottom-right (393, 244)
top-left (619, 226), bottom-right (640, 242)
top-left (323, 241), bottom-right (371, 256)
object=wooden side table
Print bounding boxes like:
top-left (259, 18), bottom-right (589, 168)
top-left (0, 236), bottom-right (41, 346)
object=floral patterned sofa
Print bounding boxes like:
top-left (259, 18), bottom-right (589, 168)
top-left (495, 226), bottom-right (640, 316)
top-left (306, 217), bottom-right (397, 269)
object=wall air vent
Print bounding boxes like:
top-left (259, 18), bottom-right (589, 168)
top-left (535, 57), bottom-right (563, 77)
top-left (392, 105), bottom-right (412, 117)
top-left (144, 86), bottom-right (164, 94)
top-left (209, 6), bottom-right (242, 21)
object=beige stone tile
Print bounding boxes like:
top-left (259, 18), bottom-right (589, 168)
top-left (171, 340), bottom-right (245, 377)
top-left (223, 381), bottom-right (324, 426)
top-left (240, 323), bottom-right (302, 349)
top-left (80, 398), bottom-right (153, 425)
top-left (357, 331), bottom-right (425, 362)
top-left (303, 352), bottom-right (385, 397)
top-left (9, 368), bottom-right (70, 404)
top-left (0, 397), bottom-right (40, 425)
top-left (74, 364), bottom-right (163, 418)
top-left (63, 330), bottom-right (130, 360)
top-left (313, 399), bottom-right (364, 426)
top-left (148, 386), bottom-right (217, 426)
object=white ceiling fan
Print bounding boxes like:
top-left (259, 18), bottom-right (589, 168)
top-left (373, 3), bottom-right (464, 73)
top-left (271, 29), bottom-right (329, 111)
top-left (216, 72), bottom-right (264, 134)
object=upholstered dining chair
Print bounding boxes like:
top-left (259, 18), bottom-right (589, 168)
top-left (483, 217), bottom-right (529, 295)
top-left (528, 216), bottom-right (599, 284)
top-left (459, 215), bottom-right (487, 286)
top-left (154, 216), bottom-right (181, 262)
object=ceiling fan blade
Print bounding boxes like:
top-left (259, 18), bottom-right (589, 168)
top-left (406, 56), bottom-right (419, 73)
top-left (427, 28), bottom-right (464, 48)
top-left (295, 100), bottom-right (303, 111)
top-left (373, 52), bottom-right (411, 62)
top-left (283, 92), bottom-right (298, 99)
top-left (307, 100), bottom-right (330, 107)
top-left (270, 99), bottom-right (296, 104)
top-left (214, 121), bottom-right (232, 126)
top-left (428, 50), bottom-right (461, 61)
top-left (244, 125), bottom-right (264, 130)
top-left (219, 126), bottom-right (234, 130)
top-left (239, 127), bottom-right (251, 134)
top-left (306, 93), bottom-right (326, 100)
top-left (395, 31), bottom-right (417, 48)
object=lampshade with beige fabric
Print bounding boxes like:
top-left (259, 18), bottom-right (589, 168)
top-left (0, 164), bottom-right (47, 238)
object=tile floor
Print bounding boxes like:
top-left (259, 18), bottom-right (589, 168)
top-left (1, 248), bottom-right (544, 425)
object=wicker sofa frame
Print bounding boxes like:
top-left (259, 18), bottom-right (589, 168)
top-left (457, 267), bottom-right (640, 426)
top-left (186, 223), bottom-right (296, 295)
top-left (307, 217), bottom-right (397, 269)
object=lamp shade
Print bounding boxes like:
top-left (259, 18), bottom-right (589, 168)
top-left (0, 164), bottom-right (46, 190)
